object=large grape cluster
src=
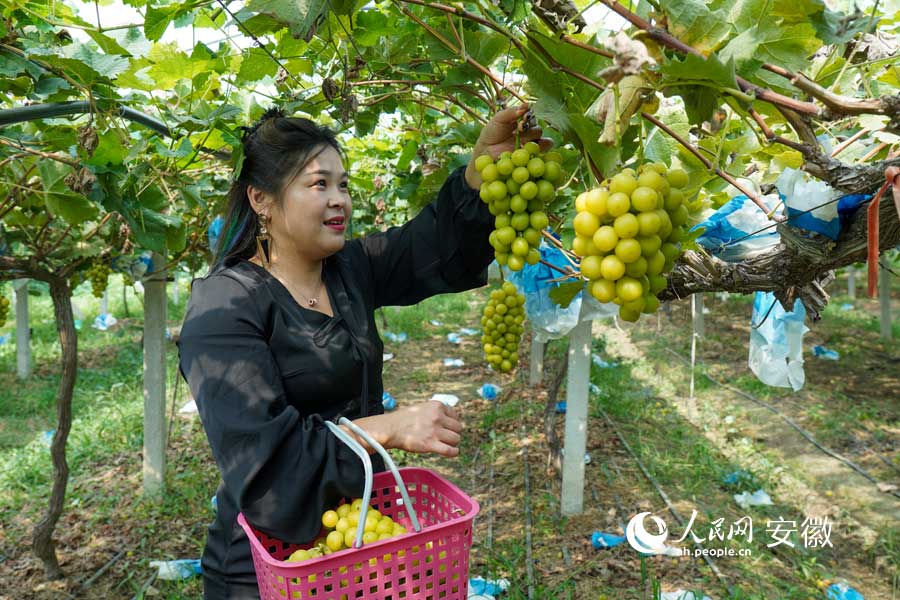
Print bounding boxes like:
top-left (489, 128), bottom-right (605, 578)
top-left (481, 281), bottom-right (526, 373)
top-left (87, 261), bottom-right (111, 298)
top-left (0, 294), bottom-right (9, 328)
top-left (571, 162), bottom-right (690, 322)
top-left (477, 143), bottom-right (564, 271)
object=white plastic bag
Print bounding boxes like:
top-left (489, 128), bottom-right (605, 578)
top-left (748, 292), bottom-right (807, 391)
top-left (776, 168), bottom-right (841, 239)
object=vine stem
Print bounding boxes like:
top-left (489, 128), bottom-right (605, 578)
top-left (348, 79), bottom-right (442, 87)
top-left (538, 258), bottom-right (575, 276)
top-left (0, 138), bottom-right (79, 167)
top-left (433, 93), bottom-right (488, 124)
top-left (831, 128), bottom-right (870, 157)
top-left (523, 33), bottom-right (607, 93)
top-left (560, 34), bottom-right (614, 59)
top-left (597, 0), bottom-right (820, 116)
top-left (747, 108), bottom-right (806, 153)
top-left (640, 112), bottom-right (774, 218)
top-left (392, 1), bottom-right (527, 103)
top-left (859, 142), bottom-right (890, 163)
top-left (408, 97), bottom-right (467, 124)
top-left (81, 213), bottom-right (115, 243)
top-left (38, 224), bottom-right (75, 262)
top-left (539, 230), bottom-right (583, 268)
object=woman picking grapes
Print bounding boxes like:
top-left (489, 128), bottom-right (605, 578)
top-left (177, 104), bottom-right (548, 599)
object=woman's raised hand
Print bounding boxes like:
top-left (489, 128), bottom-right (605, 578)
top-left (465, 103), bottom-right (553, 190)
top-left (353, 401), bottom-right (463, 458)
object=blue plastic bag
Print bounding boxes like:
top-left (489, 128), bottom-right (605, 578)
top-left (748, 292), bottom-right (808, 391)
top-left (208, 216), bottom-right (224, 252)
top-left (505, 239), bottom-right (616, 342)
top-left (826, 582), bottom-right (865, 600)
top-left (591, 531), bottom-right (627, 549)
top-left (692, 195), bottom-right (780, 261)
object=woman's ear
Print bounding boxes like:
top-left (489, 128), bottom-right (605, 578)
top-left (247, 185), bottom-right (272, 216)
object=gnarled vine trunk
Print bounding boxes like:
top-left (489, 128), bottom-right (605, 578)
top-left (661, 163), bottom-right (900, 318)
top-left (30, 277), bottom-right (76, 580)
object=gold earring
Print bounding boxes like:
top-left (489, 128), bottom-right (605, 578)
top-left (256, 213), bottom-right (271, 270)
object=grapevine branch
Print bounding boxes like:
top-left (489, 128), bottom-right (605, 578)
top-left (639, 112), bottom-right (774, 216)
top-left (659, 179), bottom-right (900, 318)
top-left (762, 64), bottom-right (900, 119)
top-left (596, 1), bottom-right (820, 116)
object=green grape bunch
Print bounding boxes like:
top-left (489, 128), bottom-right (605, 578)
top-left (571, 162), bottom-right (690, 323)
top-left (480, 281), bottom-right (526, 373)
top-left (0, 294), bottom-right (9, 328)
top-left (87, 261), bottom-right (111, 298)
top-left (475, 142), bottom-right (565, 272)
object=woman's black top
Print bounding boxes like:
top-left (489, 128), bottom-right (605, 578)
top-left (177, 166), bottom-right (493, 598)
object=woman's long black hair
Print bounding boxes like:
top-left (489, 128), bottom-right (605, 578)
top-left (212, 109), bottom-right (343, 266)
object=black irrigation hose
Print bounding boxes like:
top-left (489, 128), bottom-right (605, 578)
top-left (0, 101), bottom-right (232, 161)
top-left (596, 407), bottom-right (733, 595)
top-left (663, 346), bottom-right (900, 500)
top-left (0, 101), bottom-right (170, 136)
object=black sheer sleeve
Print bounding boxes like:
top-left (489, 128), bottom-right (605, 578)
top-left (354, 165), bottom-right (494, 308)
top-left (177, 273), bottom-right (368, 543)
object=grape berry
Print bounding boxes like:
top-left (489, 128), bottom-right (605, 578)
top-left (572, 162), bottom-right (689, 323)
top-left (481, 281), bottom-right (526, 373)
top-left (476, 143), bottom-right (564, 272)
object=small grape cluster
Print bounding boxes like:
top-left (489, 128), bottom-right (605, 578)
top-left (87, 261), bottom-right (111, 298)
top-left (476, 143), bottom-right (564, 271)
top-left (571, 162), bottom-right (690, 322)
top-left (481, 281), bottom-right (526, 373)
top-left (286, 498), bottom-right (409, 563)
top-left (0, 294), bottom-right (9, 328)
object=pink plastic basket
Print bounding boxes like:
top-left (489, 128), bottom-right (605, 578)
top-left (238, 419), bottom-right (480, 600)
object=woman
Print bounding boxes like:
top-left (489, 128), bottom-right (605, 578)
top-left (177, 104), bottom-right (547, 599)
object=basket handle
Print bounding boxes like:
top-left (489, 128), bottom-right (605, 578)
top-left (324, 418), bottom-right (422, 549)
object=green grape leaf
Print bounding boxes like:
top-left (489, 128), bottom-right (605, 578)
top-left (84, 131), bottom-right (130, 167)
top-left (396, 140), bottom-right (418, 172)
top-left (247, 0), bottom-right (328, 39)
top-left (720, 21), bottom-right (822, 78)
top-left (662, 0), bottom-right (732, 55)
top-left (144, 4), bottom-right (178, 42)
top-left (354, 9), bottom-right (391, 47)
top-left (658, 53), bottom-right (738, 90)
top-left (166, 221), bottom-right (187, 253)
top-left (145, 43), bottom-right (210, 88)
top-left (38, 162), bottom-right (99, 226)
top-left (27, 42), bottom-right (130, 85)
top-left (549, 281), bottom-right (583, 309)
top-left (45, 191), bottom-right (100, 226)
top-left (235, 47), bottom-right (279, 85)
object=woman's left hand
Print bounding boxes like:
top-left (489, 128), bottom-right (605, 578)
top-left (465, 103), bottom-right (554, 190)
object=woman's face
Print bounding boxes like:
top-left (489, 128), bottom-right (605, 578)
top-left (268, 145), bottom-right (352, 262)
